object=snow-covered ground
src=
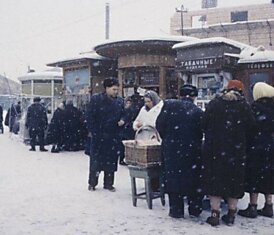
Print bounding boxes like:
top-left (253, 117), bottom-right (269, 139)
top-left (0, 125), bottom-right (273, 235)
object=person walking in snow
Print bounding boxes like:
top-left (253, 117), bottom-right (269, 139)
top-left (86, 78), bottom-right (125, 192)
top-left (238, 82), bottom-right (274, 219)
top-left (202, 80), bottom-right (254, 226)
top-left (26, 97), bottom-right (48, 152)
top-left (156, 84), bottom-right (204, 219)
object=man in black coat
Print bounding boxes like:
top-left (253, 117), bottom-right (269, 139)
top-left (86, 78), bottom-right (125, 192)
top-left (156, 84), bottom-right (204, 219)
top-left (26, 97), bottom-right (48, 151)
top-left (0, 105), bottom-right (3, 134)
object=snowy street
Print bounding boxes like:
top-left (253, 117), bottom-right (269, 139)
top-left (0, 127), bottom-right (273, 235)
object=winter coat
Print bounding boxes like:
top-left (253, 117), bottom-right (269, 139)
top-left (202, 90), bottom-right (254, 199)
top-left (4, 104), bottom-right (21, 128)
top-left (133, 100), bottom-right (163, 130)
top-left (26, 103), bottom-right (48, 131)
top-left (86, 92), bottom-right (125, 172)
top-left (0, 105), bottom-right (3, 123)
top-left (245, 97), bottom-right (274, 194)
top-left (46, 107), bottom-right (65, 145)
top-left (63, 104), bottom-right (83, 151)
top-left (156, 98), bottom-right (203, 195)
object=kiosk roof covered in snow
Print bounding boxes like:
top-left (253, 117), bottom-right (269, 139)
top-left (94, 36), bottom-right (197, 58)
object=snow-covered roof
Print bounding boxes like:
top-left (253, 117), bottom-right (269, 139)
top-left (18, 68), bottom-right (63, 82)
top-left (173, 37), bottom-right (251, 51)
top-left (47, 52), bottom-right (112, 67)
top-left (238, 46), bottom-right (274, 64)
top-left (94, 35), bottom-right (197, 49)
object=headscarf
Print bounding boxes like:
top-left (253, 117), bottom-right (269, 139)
top-left (253, 82), bottom-right (274, 101)
top-left (144, 90), bottom-right (161, 107)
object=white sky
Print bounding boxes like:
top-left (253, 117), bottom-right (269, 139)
top-left (0, 0), bottom-right (270, 81)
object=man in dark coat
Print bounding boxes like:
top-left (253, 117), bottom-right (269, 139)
top-left (63, 100), bottom-right (83, 152)
top-left (156, 84), bottom-right (204, 219)
top-left (86, 77), bottom-right (125, 192)
top-left (46, 102), bottom-right (66, 153)
top-left (26, 97), bottom-right (48, 151)
top-left (202, 80), bottom-right (254, 226)
top-left (0, 105), bottom-right (3, 134)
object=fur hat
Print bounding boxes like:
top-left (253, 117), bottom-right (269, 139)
top-left (103, 77), bottom-right (119, 88)
top-left (253, 82), bottom-right (274, 101)
top-left (180, 84), bottom-right (198, 97)
top-left (226, 80), bottom-right (244, 91)
top-left (33, 97), bottom-right (41, 102)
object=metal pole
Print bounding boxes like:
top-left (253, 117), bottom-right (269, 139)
top-left (176, 5), bottom-right (188, 36)
top-left (181, 9), bottom-right (184, 35)
top-left (105, 3), bottom-right (110, 40)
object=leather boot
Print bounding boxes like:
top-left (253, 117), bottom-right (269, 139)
top-left (238, 204), bottom-right (257, 218)
top-left (257, 203), bottom-right (273, 218)
top-left (222, 209), bottom-right (237, 226)
top-left (206, 210), bottom-right (220, 226)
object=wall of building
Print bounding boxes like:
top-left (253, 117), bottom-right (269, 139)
top-left (170, 3), bottom-right (274, 50)
top-left (118, 54), bottom-right (176, 68)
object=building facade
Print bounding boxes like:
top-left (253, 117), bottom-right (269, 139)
top-left (170, 3), bottom-right (274, 50)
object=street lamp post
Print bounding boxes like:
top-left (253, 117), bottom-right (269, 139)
top-left (176, 5), bottom-right (188, 36)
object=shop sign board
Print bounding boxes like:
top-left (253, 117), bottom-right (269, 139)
top-left (246, 62), bottom-right (274, 69)
top-left (178, 57), bottom-right (222, 71)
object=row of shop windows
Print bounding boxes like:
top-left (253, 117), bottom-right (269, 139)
top-left (122, 71), bottom-right (270, 102)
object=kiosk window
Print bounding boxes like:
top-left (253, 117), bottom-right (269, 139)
top-left (123, 70), bottom-right (136, 86)
top-left (197, 76), bottom-right (222, 100)
top-left (249, 73), bottom-right (269, 90)
top-left (139, 70), bottom-right (159, 86)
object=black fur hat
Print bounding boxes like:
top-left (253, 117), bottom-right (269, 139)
top-left (180, 84), bottom-right (198, 97)
top-left (33, 97), bottom-right (41, 102)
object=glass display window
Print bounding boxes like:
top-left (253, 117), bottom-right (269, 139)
top-left (195, 74), bottom-right (222, 100)
top-left (139, 69), bottom-right (159, 86)
top-left (123, 70), bottom-right (136, 86)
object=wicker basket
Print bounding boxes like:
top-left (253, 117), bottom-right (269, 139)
top-left (123, 125), bottom-right (161, 167)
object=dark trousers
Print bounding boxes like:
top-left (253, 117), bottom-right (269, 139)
top-left (168, 192), bottom-right (203, 217)
top-left (88, 157), bottom-right (114, 187)
top-left (0, 122), bottom-right (3, 134)
top-left (29, 128), bottom-right (45, 149)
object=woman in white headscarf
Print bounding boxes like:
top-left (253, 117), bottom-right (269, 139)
top-left (133, 90), bottom-right (163, 131)
top-left (132, 90), bottom-right (163, 191)
top-left (238, 82), bottom-right (274, 219)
